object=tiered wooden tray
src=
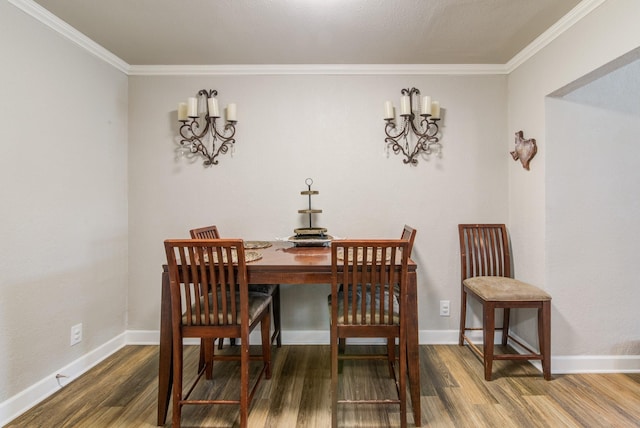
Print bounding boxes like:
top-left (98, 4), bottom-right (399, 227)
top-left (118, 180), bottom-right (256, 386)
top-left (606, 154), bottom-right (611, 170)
top-left (288, 178), bottom-right (332, 246)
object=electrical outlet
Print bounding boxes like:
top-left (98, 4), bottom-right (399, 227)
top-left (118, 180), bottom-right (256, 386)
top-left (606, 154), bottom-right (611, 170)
top-left (439, 300), bottom-right (450, 317)
top-left (70, 323), bottom-right (82, 346)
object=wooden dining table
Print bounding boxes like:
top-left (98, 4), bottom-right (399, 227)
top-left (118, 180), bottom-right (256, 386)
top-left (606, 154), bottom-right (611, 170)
top-left (157, 241), bottom-right (422, 426)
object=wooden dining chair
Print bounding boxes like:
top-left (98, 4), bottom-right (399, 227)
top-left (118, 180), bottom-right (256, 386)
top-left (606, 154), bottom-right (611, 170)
top-left (458, 224), bottom-right (552, 381)
top-left (164, 239), bottom-right (272, 428)
top-left (188, 224), bottom-right (220, 240)
top-left (329, 239), bottom-right (410, 428)
top-left (337, 225), bottom-right (417, 361)
top-left (190, 225), bottom-right (282, 348)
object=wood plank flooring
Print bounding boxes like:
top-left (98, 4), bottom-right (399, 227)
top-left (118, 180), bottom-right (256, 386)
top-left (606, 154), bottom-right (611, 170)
top-left (6, 345), bottom-right (640, 427)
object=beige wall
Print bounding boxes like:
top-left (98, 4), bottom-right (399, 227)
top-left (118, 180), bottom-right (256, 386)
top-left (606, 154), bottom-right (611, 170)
top-left (507, 0), bottom-right (640, 354)
top-left (127, 74), bottom-right (508, 333)
top-left (0, 2), bottom-right (128, 403)
top-left (546, 61), bottom-right (640, 355)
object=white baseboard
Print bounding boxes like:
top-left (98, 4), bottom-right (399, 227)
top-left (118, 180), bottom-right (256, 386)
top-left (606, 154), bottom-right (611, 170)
top-left (432, 329), bottom-right (640, 375)
top-left (0, 333), bottom-right (126, 427)
top-left (419, 329), bottom-right (460, 344)
top-left (3, 329), bottom-right (640, 426)
top-left (99, 329), bottom-right (640, 375)
top-left (552, 355), bottom-right (640, 373)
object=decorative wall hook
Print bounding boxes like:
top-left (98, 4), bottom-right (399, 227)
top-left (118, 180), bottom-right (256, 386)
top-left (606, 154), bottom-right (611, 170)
top-left (510, 130), bottom-right (537, 170)
top-left (177, 89), bottom-right (237, 166)
top-left (383, 87), bottom-right (443, 165)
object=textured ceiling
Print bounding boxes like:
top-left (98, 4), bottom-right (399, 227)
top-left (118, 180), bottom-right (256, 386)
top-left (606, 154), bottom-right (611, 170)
top-left (31, 0), bottom-right (582, 66)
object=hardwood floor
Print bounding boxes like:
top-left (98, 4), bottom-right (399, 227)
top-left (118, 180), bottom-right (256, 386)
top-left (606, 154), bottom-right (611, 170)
top-left (6, 345), bottom-right (640, 427)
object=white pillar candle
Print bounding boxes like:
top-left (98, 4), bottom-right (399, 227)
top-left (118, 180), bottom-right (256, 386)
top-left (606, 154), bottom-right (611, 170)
top-left (187, 97), bottom-right (198, 117)
top-left (178, 102), bottom-right (188, 121)
top-left (421, 96), bottom-right (431, 115)
top-left (226, 103), bottom-right (237, 122)
top-left (400, 95), bottom-right (411, 116)
top-left (207, 97), bottom-right (220, 118)
top-left (431, 101), bottom-right (440, 119)
top-left (384, 101), bottom-right (394, 120)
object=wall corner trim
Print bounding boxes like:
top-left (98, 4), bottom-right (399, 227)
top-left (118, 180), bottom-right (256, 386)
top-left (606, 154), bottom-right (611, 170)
top-left (7, 0), bottom-right (130, 74)
top-left (505, 0), bottom-right (607, 74)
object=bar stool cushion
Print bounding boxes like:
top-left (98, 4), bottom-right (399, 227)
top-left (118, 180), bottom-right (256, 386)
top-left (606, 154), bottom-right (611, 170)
top-left (329, 285), bottom-right (400, 324)
top-left (463, 276), bottom-right (551, 302)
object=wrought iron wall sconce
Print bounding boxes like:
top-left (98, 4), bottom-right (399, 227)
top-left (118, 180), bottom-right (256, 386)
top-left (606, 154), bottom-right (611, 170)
top-left (177, 89), bottom-right (237, 166)
top-left (383, 87), bottom-right (442, 165)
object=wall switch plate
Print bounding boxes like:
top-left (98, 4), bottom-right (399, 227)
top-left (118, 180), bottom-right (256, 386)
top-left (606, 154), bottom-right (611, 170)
top-left (70, 323), bottom-right (82, 346)
top-left (439, 300), bottom-right (450, 317)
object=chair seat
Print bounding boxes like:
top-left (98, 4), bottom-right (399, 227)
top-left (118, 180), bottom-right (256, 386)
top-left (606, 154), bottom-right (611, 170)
top-left (463, 276), bottom-right (551, 302)
top-left (184, 293), bottom-right (271, 325)
top-left (329, 285), bottom-right (399, 324)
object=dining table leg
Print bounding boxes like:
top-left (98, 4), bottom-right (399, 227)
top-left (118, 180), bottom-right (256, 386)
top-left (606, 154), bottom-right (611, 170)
top-left (407, 271), bottom-right (422, 426)
top-left (157, 270), bottom-right (172, 425)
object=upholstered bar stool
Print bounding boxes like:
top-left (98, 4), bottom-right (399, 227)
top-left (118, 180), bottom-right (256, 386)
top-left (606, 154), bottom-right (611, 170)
top-left (164, 239), bottom-right (272, 428)
top-left (458, 224), bottom-right (552, 381)
top-left (190, 225), bottom-right (282, 347)
top-left (329, 239), bottom-right (410, 428)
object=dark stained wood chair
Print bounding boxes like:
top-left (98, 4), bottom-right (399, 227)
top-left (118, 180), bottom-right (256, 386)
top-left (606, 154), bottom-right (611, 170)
top-left (329, 239), bottom-right (410, 428)
top-left (188, 224), bottom-right (220, 240)
top-left (190, 225), bottom-right (282, 348)
top-left (164, 239), bottom-right (272, 428)
top-left (338, 225), bottom-right (417, 361)
top-left (458, 224), bottom-right (552, 381)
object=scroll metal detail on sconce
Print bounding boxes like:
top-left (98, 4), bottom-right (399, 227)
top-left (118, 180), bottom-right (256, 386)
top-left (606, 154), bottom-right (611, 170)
top-left (383, 87), bottom-right (442, 166)
top-left (177, 89), bottom-right (237, 167)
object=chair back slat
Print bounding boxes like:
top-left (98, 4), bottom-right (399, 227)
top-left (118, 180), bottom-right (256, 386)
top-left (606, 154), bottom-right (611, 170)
top-left (458, 224), bottom-right (511, 280)
top-left (165, 239), bottom-right (247, 328)
top-left (332, 239), bottom-right (409, 326)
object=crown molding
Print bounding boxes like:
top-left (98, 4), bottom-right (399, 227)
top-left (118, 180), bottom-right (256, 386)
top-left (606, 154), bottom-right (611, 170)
top-left (128, 63), bottom-right (508, 76)
top-left (10, 0), bottom-right (603, 77)
top-left (8, 0), bottom-right (130, 74)
top-left (505, 0), bottom-right (607, 73)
